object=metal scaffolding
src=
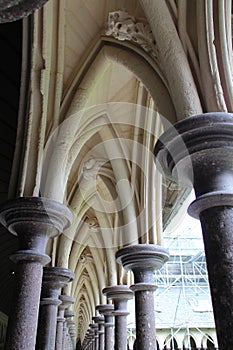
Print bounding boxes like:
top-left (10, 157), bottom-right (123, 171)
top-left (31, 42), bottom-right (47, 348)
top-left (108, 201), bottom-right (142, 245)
top-left (154, 216), bottom-right (217, 350)
top-left (127, 215), bottom-right (218, 349)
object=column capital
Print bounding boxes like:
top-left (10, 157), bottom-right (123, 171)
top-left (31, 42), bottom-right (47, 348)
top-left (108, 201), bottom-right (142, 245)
top-left (116, 244), bottom-right (169, 272)
top-left (0, 0), bottom-right (50, 23)
top-left (65, 309), bottom-right (75, 318)
top-left (154, 112), bottom-right (233, 350)
top-left (40, 267), bottom-right (74, 306)
top-left (102, 285), bottom-right (133, 301)
top-left (0, 196), bottom-right (72, 236)
top-left (90, 323), bottom-right (98, 330)
top-left (59, 294), bottom-right (75, 310)
top-left (103, 285), bottom-right (133, 316)
top-left (43, 267), bottom-right (74, 290)
top-left (0, 197), bottom-right (72, 350)
top-left (0, 197), bottom-right (72, 259)
top-left (103, 285), bottom-right (132, 348)
top-left (96, 304), bottom-right (114, 316)
top-left (154, 112), bottom-right (233, 206)
top-left (92, 315), bottom-right (104, 323)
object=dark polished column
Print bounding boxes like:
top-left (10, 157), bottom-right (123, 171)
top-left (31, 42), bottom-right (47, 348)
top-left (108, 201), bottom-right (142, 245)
top-left (0, 197), bottom-right (72, 350)
top-left (154, 112), bottom-right (233, 350)
top-left (92, 316), bottom-right (105, 350)
top-left (36, 267), bottom-right (74, 349)
top-left (116, 244), bottom-right (169, 350)
top-left (96, 304), bottom-right (114, 350)
top-left (56, 295), bottom-right (75, 350)
top-left (103, 285), bottom-right (133, 350)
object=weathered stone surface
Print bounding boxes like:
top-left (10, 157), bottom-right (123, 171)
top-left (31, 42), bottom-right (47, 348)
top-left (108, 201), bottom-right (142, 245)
top-left (103, 285), bottom-right (133, 350)
top-left (0, 0), bottom-right (49, 23)
top-left (0, 197), bottom-right (72, 350)
top-left (154, 112), bottom-right (233, 350)
top-left (36, 267), bottom-right (74, 350)
top-left (96, 304), bottom-right (114, 350)
top-left (116, 244), bottom-right (169, 350)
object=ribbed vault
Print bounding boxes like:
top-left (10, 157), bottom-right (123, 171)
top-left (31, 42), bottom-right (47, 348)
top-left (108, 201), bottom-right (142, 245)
top-left (0, 0), bottom-right (232, 345)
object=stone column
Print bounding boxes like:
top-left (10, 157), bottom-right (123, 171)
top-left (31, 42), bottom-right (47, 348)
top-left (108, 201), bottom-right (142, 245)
top-left (86, 328), bottom-right (94, 350)
top-left (36, 267), bottom-right (74, 349)
top-left (64, 309), bottom-right (75, 349)
top-left (92, 316), bottom-right (105, 350)
top-left (96, 304), bottom-right (114, 350)
top-left (90, 323), bottom-right (99, 350)
top-left (0, 197), bottom-right (72, 350)
top-left (69, 322), bottom-right (77, 349)
top-left (56, 295), bottom-right (75, 350)
top-left (103, 285), bottom-right (133, 350)
top-left (154, 112), bottom-right (233, 350)
top-left (116, 244), bottom-right (169, 350)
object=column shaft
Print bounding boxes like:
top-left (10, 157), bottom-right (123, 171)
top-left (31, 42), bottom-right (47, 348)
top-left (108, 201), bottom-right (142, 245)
top-left (154, 112), bottom-right (233, 349)
top-left (56, 295), bottom-right (75, 350)
top-left (116, 244), bottom-right (169, 350)
top-left (104, 315), bottom-right (114, 350)
top-left (96, 304), bottom-right (114, 350)
top-left (199, 207), bottom-right (233, 347)
top-left (56, 313), bottom-right (65, 350)
top-left (98, 323), bottom-right (105, 350)
top-left (134, 289), bottom-right (156, 348)
top-left (103, 285), bottom-right (133, 350)
top-left (36, 267), bottom-right (74, 350)
top-left (5, 260), bottom-right (45, 350)
top-left (0, 197), bottom-right (72, 350)
top-left (114, 300), bottom-right (128, 350)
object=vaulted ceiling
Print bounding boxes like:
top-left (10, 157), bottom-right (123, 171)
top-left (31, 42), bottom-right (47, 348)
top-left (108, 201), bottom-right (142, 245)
top-left (0, 0), bottom-right (232, 342)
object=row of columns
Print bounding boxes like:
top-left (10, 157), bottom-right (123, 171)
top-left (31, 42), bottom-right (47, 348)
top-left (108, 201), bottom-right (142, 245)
top-left (82, 244), bottom-right (169, 350)
top-left (0, 196), bottom-right (170, 350)
top-left (0, 197), bottom-right (77, 350)
top-left (1, 113), bottom-right (233, 349)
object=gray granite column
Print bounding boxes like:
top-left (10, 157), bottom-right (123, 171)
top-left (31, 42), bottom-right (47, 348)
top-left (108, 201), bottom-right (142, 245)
top-left (96, 304), bottom-right (114, 350)
top-left (64, 309), bottom-right (75, 349)
top-left (0, 197), bottom-right (72, 350)
top-left (116, 244), bottom-right (169, 350)
top-left (36, 267), bottom-right (74, 349)
top-left (90, 323), bottom-right (99, 350)
top-left (92, 316), bottom-right (105, 350)
top-left (69, 322), bottom-right (77, 348)
top-left (56, 295), bottom-right (75, 350)
top-left (86, 328), bottom-right (94, 350)
top-left (103, 285), bottom-right (133, 350)
top-left (154, 112), bottom-right (233, 350)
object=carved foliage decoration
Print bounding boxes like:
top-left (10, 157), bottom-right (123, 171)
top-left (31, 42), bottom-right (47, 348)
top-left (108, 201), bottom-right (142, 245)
top-left (105, 10), bottom-right (158, 60)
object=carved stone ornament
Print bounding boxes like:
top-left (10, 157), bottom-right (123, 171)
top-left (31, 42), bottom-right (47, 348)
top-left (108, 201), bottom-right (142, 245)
top-left (82, 156), bottom-right (106, 180)
top-left (105, 10), bottom-right (157, 60)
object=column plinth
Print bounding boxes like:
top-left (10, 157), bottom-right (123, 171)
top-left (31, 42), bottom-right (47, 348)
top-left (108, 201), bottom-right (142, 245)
top-left (103, 285), bottom-right (133, 350)
top-left (154, 112), bottom-right (233, 350)
top-left (116, 244), bottom-right (169, 350)
top-left (96, 304), bottom-right (114, 350)
top-left (36, 267), bottom-right (74, 350)
top-left (0, 197), bottom-right (72, 350)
